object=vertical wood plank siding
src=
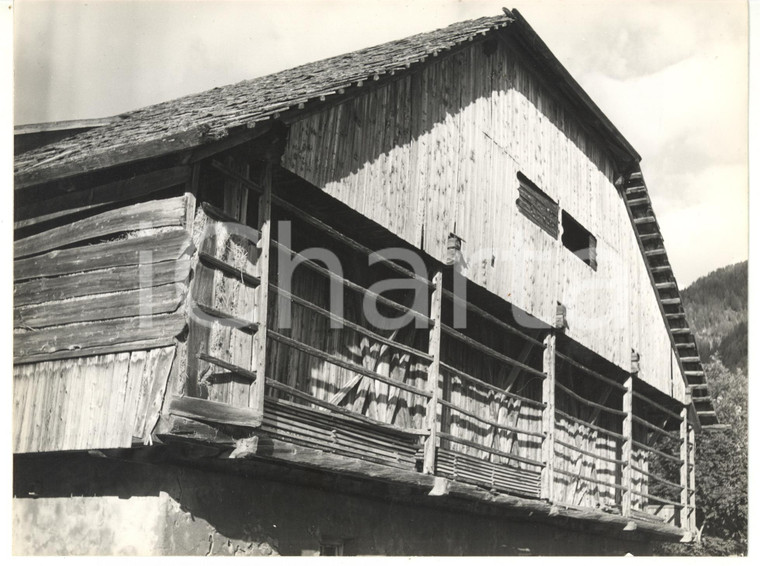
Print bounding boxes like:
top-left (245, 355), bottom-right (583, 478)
top-left (13, 347), bottom-right (175, 453)
top-left (282, 39), bottom-right (681, 401)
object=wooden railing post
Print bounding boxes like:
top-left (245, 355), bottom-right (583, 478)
top-left (680, 401), bottom-right (690, 530)
top-left (688, 424), bottom-right (697, 531)
top-left (621, 375), bottom-right (633, 516)
top-left (541, 331), bottom-right (556, 501)
top-left (423, 270), bottom-right (443, 474)
top-left (251, 161), bottom-right (272, 414)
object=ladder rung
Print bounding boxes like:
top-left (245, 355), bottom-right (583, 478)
top-left (650, 265), bottom-right (672, 273)
top-left (680, 356), bottom-right (701, 363)
top-left (634, 216), bottom-right (656, 224)
top-left (627, 197), bottom-right (650, 207)
top-left (684, 371), bottom-right (705, 377)
top-left (639, 233), bottom-right (661, 241)
top-left (671, 328), bottom-right (690, 334)
top-left (656, 281), bottom-right (677, 289)
top-left (661, 298), bottom-right (681, 305)
top-left (645, 248), bottom-right (667, 257)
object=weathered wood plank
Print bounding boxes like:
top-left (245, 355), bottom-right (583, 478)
top-left (14, 259), bottom-right (191, 306)
top-left (133, 346), bottom-right (177, 442)
top-left (15, 282), bottom-right (186, 328)
top-left (15, 166), bottom-right (191, 228)
top-left (168, 395), bottom-right (263, 428)
top-left (14, 229), bottom-right (193, 281)
top-left (14, 195), bottom-right (188, 258)
top-left (423, 270), bottom-right (442, 474)
top-left (14, 312), bottom-right (186, 362)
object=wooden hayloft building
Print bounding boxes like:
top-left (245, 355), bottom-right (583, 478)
top-left (13, 9), bottom-right (717, 555)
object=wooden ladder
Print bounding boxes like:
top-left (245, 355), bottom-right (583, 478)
top-left (620, 169), bottom-right (716, 425)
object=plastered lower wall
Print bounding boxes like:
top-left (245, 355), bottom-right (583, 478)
top-left (13, 452), bottom-right (653, 556)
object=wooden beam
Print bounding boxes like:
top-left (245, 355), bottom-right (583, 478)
top-left (15, 165), bottom-right (191, 229)
top-left (14, 312), bottom-right (186, 363)
top-left (168, 395), bottom-right (263, 429)
top-left (15, 282), bottom-right (185, 329)
top-left (268, 331), bottom-right (431, 399)
top-left (14, 195), bottom-right (188, 259)
top-left (423, 270), bottom-right (443, 474)
top-left (621, 376), bottom-right (633, 517)
top-left (441, 324), bottom-right (546, 379)
top-left (251, 162), bottom-right (272, 413)
top-left (199, 352), bottom-right (258, 382)
top-left (14, 258), bottom-right (191, 307)
top-left (14, 229), bottom-right (193, 282)
top-left (541, 331), bottom-right (556, 502)
top-left (688, 425), bottom-right (696, 531)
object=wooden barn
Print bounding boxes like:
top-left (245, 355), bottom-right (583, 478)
top-left (13, 9), bottom-right (718, 556)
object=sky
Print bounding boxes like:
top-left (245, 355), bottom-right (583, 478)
top-left (11, 0), bottom-right (750, 286)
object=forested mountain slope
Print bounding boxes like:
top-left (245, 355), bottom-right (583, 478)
top-left (659, 261), bottom-right (748, 555)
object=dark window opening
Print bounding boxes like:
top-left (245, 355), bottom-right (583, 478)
top-left (516, 172), bottom-right (559, 238)
top-left (562, 211), bottom-right (597, 270)
top-left (320, 542), bottom-right (344, 556)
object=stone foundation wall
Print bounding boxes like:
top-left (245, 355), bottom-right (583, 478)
top-left (13, 452), bottom-right (652, 556)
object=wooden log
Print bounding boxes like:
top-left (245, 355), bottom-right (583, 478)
top-left (631, 415), bottom-right (681, 442)
top-left (193, 302), bottom-right (259, 334)
top-left (439, 361), bottom-right (545, 408)
top-left (251, 162), bottom-right (272, 412)
top-left (621, 376), bottom-right (633, 516)
top-left (15, 166), bottom-right (191, 229)
top-left (632, 391), bottom-right (683, 421)
top-left (541, 332), bottom-right (556, 501)
top-left (15, 282), bottom-right (185, 329)
top-left (268, 330), bottom-right (432, 399)
top-left (14, 195), bottom-right (188, 258)
top-left (630, 465), bottom-right (685, 491)
top-left (439, 398), bottom-right (545, 438)
top-left (555, 409), bottom-right (625, 440)
top-left (441, 324), bottom-right (546, 378)
top-left (631, 441), bottom-right (682, 464)
top-left (273, 240), bottom-right (433, 326)
top-left (14, 259), bottom-right (191, 306)
top-left (553, 439), bottom-right (624, 465)
top-left (423, 271), bottom-right (443, 474)
top-left (441, 288), bottom-right (545, 347)
top-left (168, 395), bottom-right (263, 428)
top-left (199, 352), bottom-right (258, 382)
top-left (555, 382), bottom-right (626, 416)
top-left (271, 284), bottom-right (433, 362)
top-left (554, 352), bottom-right (626, 391)
top-left (14, 229), bottom-right (194, 281)
top-left (679, 405), bottom-right (689, 529)
top-left (198, 252), bottom-right (260, 287)
top-left (14, 312), bottom-right (186, 362)
top-left (553, 468), bottom-right (625, 492)
top-left (437, 432), bottom-right (544, 467)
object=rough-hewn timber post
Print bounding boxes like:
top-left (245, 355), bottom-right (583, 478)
top-left (251, 161), bottom-right (272, 414)
top-left (680, 400), bottom-right (690, 530)
top-left (541, 331), bottom-right (556, 502)
top-left (688, 424), bottom-right (697, 531)
top-left (423, 270), bottom-right (443, 474)
top-left (621, 375), bottom-right (633, 516)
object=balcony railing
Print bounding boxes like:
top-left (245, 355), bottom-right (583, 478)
top-left (182, 158), bottom-right (697, 530)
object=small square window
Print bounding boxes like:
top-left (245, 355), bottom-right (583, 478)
top-left (561, 211), bottom-right (597, 270)
top-left (320, 541), bottom-right (344, 556)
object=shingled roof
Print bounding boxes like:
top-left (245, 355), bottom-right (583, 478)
top-left (15, 13), bottom-right (515, 186)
